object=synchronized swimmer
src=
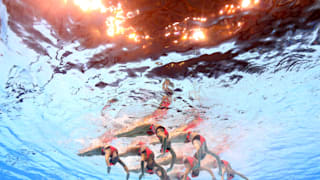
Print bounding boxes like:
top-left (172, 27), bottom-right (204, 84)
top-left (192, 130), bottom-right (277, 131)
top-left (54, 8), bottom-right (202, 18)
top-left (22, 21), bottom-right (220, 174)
top-left (79, 145), bottom-right (130, 179)
top-left (168, 130), bottom-right (222, 174)
top-left (220, 160), bottom-right (249, 180)
top-left (98, 79), bottom-right (173, 143)
top-left (136, 143), bottom-right (169, 180)
top-left (78, 79), bottom-right (249, 180)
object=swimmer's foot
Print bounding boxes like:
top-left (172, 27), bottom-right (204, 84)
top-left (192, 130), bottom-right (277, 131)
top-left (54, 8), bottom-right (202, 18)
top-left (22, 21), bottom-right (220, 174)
top-left (163, 79), bottom-right (174, 90)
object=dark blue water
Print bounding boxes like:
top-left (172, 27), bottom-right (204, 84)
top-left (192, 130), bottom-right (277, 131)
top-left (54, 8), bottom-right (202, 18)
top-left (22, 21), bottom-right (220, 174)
top-left (1, 0), bottom-right (320, 179)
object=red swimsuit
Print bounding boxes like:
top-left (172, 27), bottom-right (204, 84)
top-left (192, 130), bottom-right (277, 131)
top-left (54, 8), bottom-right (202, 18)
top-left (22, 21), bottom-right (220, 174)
top-left (138, 147), bottom-right (155, 174)
top-left (151, 96), bottom-right (171, 120)
top-left (186, 156), bottom-right (194, 169)
top-left (146, 124), bottom-right (156, 135)
top-left (101, 146), bottom-right (118, 166)
top-left (146, 124), bottom-right (168, 136)
top-left (221, 160), bottom-right (234, 180)
top-left (146, 125), bottom-right (170, 153)
top-left (185, 132), bottom-right (205, 145)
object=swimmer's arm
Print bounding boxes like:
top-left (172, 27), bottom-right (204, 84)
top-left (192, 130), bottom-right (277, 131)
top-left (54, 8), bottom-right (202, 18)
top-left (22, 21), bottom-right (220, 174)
top-left (167, 148), bottom-right (176, 172)
top-left (200, 167), bottom-right (216, 180)
top-left (104, 149), bottom-right (111, 173)
top-left (194, 152), bottom-right (202, 169)
top-left (161, 137), bottom-right (168, 154)
top-left (139, 160), bottom-right (145, 180)
top-left (118, 159), bottom-right (129, 174)
top-left (183, 167), bottom-right (191, 180)
top-left (129, 163), bottom-right (142, 173)
top-left (118, 159), bottom-right (130, 179)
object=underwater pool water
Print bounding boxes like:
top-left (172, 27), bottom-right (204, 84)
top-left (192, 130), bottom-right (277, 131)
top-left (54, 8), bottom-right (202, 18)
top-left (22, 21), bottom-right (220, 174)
top-left (1, 0), bottom-right (320, 179)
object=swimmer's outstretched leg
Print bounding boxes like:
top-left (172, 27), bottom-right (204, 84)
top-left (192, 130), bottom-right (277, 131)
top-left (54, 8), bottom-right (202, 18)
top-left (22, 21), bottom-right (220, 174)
top-left (129, 169), bottom-right (141, 173)
top-left (114, 123), bottom-right (151, 138)
top-left (118, 145), bottom-right (140, 157)
top-left (174, 112), bottom-right (204, 132)
top-left (233, 171), bottom-right (249, 180)
top-left (228, 167), bottom-right (249, 180)
top-left (205, 142), bottom-right (222, 175)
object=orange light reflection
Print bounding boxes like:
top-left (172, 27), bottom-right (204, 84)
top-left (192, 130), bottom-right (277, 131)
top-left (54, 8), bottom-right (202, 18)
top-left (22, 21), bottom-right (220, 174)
top-left (191, 29), bottom-right (205, 41)
top-left (73, 0), bottom-right (107, 13)
top-left (68, 0), bottom-right (253, 44)
top-left (241, 0), bottom-right (260, 9)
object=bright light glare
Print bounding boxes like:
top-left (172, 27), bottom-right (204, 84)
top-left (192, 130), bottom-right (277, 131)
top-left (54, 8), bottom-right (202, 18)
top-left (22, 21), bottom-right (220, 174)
top-left (69, 0), bottom-right (247, 43)
top-left (105, 3), bottom-right (127, 37)
top-left (73, 0), bottom-right (107, 13)
top-left (191, 29), bottom-right (205, 41)
top-left (241, 0), bottom-right (251, 8)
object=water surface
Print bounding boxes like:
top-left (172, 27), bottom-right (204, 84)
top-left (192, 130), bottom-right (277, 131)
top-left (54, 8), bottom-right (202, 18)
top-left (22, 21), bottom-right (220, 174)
top-left (1, 0), bottom-right (320, 179)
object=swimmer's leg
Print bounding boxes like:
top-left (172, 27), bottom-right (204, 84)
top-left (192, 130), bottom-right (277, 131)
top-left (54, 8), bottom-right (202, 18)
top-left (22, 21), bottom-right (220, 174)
top-left (157, 153), bottom-right (184, 166)
top-left (129, 162), bottom-right (147, 174)
top-left (129, 168), bottom-right (141, 173)
top-left (233, 171), bottom-right (249, 180)
top-left (227, 166), bottom-right (249, 180)
top-left (118, 146), bottom-right (139, 157)
top-left (204, 141), bottom-right (222, 175)
top-left (115, 123), bottom-right (151, 138)
top-left (174, 113), bottom-right (204, 132)
top-left (157, 155), bottom-right (173, 166)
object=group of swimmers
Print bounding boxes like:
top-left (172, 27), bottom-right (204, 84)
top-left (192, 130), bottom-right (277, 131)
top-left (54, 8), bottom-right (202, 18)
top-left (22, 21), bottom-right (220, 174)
top-left (78, 79), bottom-right (249, 180)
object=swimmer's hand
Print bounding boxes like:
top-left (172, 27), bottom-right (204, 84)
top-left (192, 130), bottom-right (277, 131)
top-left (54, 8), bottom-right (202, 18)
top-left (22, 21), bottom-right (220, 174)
top-left (139, 174), bottom-right (144, 180)
top-left (126, 173), bottom-right (130, 180)
top-left (107, 166), bottom-right (111, 174)
top-left (167, 167), bottom-right (172, 172)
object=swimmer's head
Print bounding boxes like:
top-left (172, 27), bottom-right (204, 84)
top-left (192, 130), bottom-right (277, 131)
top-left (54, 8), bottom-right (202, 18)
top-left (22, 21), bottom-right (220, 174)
top-left (156, 126), bottom-right (167, 138)
top-left (156, 127), bottom-right (164, 134)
